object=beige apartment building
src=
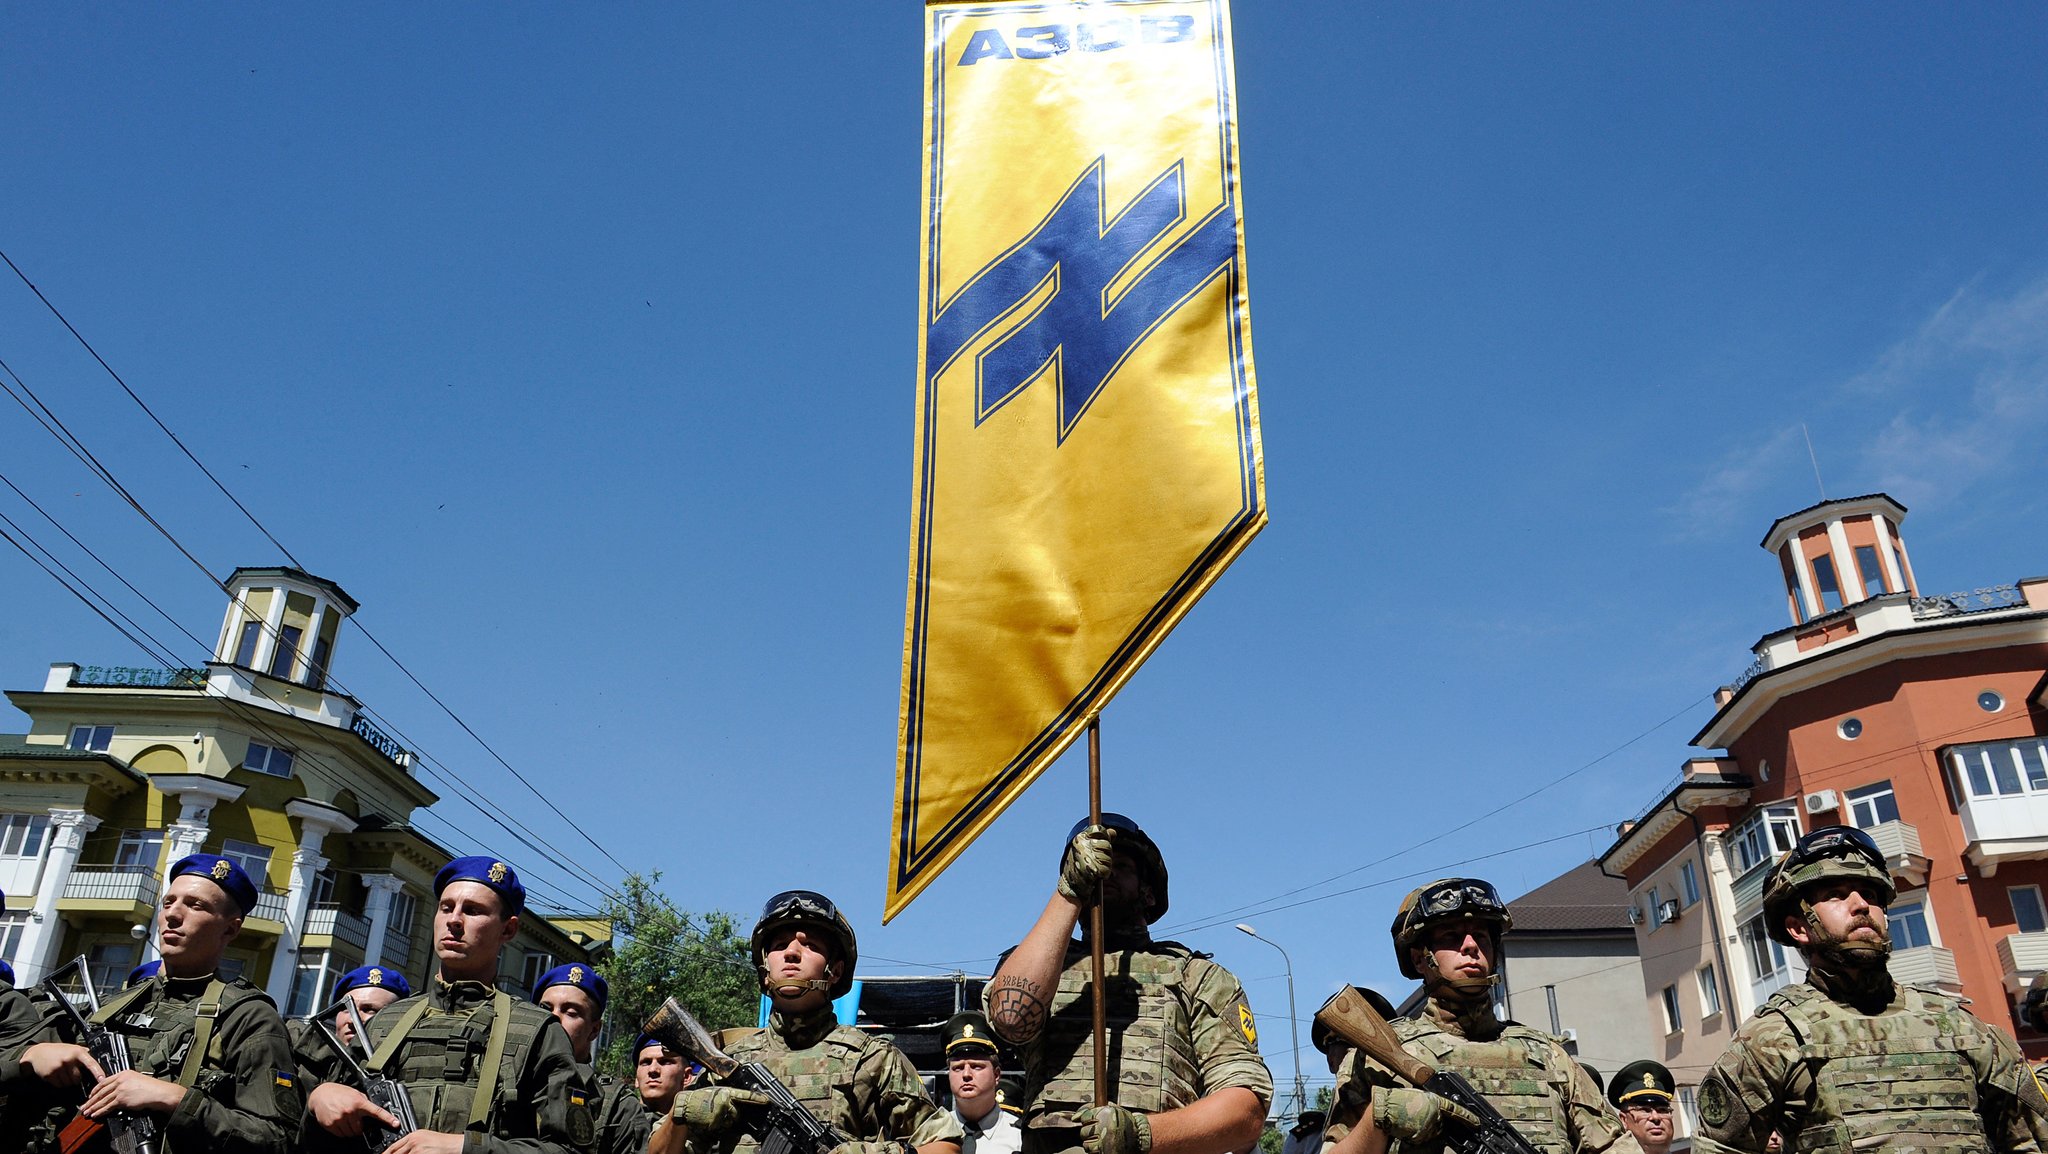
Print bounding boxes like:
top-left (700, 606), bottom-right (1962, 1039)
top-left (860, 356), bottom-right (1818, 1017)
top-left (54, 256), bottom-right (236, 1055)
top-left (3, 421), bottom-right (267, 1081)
top-left (0, 566), bottom-right (607, 1012)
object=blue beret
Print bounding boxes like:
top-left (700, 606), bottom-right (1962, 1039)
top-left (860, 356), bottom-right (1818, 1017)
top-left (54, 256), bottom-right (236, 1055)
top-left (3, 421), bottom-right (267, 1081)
top-left (169, 853), bottom-right (258, 914)
top-left (635, 1033), bottom-right (671, 1056)
top-left (532, 962), bottom-right (607, 1011)
top-left (333, 965), bottom-right (412, 1002)
top-left (0, 959), bottom-right (13, 986)
top-left (126, 960), bottom-right (162, 987)
top-left (434, 856), bottom-right (524, 915)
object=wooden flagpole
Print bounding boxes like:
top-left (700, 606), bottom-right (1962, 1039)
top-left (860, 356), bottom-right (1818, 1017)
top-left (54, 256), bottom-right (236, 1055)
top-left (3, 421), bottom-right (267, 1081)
top-left (1089, 716), bottom-right (1108, 1108)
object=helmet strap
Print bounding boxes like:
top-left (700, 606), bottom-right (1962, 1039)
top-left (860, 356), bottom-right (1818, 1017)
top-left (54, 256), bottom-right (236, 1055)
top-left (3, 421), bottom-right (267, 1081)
top-left (1797, 900), bottom-right (1891, 965)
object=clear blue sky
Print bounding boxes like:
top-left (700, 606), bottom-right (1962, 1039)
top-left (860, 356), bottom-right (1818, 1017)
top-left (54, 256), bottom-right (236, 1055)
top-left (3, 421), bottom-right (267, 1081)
top-left (5, 3), bottom-right (2048, 1091)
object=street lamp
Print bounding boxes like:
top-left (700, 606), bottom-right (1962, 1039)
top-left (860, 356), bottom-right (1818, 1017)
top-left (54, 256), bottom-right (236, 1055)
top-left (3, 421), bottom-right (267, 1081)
top-left (1236, 922), bottom-right (1306, 1119)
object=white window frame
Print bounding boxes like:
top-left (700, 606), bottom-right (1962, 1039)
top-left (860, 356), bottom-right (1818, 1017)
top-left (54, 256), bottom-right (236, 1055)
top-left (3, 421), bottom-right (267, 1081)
top-left (0, 910), bottom-right (29, 958)
top-left (114, 829), bottom-right (164, 872)
top-left (1731, 804), bottom-right (1802, 875)
top-left (1952, 740), bottom-right (2048, 800)
top-left (67, 725), bottom-right (114, 752)
top-left (1647, 886), bottom-right (1665, 929)
top-left (220, 838), bottom-right (273, 887)
top-left (1742, 914), bottom-right (1787, 980)
top-left (520, 950), bottom-right (556, 992)
top-left (1680, 861), bottom-right (1701, 907)
top-left (0, 813), bottom-right (50, 858)
top-left (1697, 963), bottom-right (1722, 1018)
top-left (1660, 984), bottom-right (1682, 1034)
top-left (1846, 780), bottom-right (1900, 828)
top-left (242, 741), bottom-right (296, 779)
top-left (1888, 894), bottom-right (1938, 951)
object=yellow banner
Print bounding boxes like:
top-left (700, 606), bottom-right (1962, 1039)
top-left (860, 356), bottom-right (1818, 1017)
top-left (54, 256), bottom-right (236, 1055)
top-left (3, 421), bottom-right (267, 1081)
top-left (888, 0), bottom-right (1264, 921)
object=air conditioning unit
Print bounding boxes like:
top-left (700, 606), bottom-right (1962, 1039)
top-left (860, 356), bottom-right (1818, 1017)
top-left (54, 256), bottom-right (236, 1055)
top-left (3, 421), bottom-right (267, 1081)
top-left (1804, 790), bottom-right (1840, 815)
top-left (1658, 899), bottom-right (1682, 923)
top-left (1625, 904), bottom-right (1645, 926)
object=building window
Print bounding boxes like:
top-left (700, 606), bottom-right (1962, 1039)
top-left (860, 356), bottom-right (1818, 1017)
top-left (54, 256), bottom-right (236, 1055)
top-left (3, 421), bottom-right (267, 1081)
top-left (1953, 741), bottom-right (2048, 799)
top-left (1647, 886), bottom-right (1665, 929)
top-left (1681, 861), bottom-right (1701, 907)
top-left (67, 725), bottom-right (114, 752)
top-left (386, 889), bottom-right (420, 957)
top-left (1731, 804), bottom-right (1801, 875)
top-left (1980, 691), bottom-right (2006, 713)
top-left (520, 950), bottom-right (556, 993)
top-left (1889, 899), bottom-right (1933, 951)
top-left (114, 829), bottom-right (164, 872)
top-left (1838, 717), bottom-right (1864, 740)
top-left (232, 619), bottom-right (261, 667)
top-left (310, 869), bottom-right (338, 909)
top-left (2012, 887), bottom-right (2048, 936)
top-left (1742, 915), bottom-right (1788, 980)
top-left (307, 638), bottom-right (333, 691)
top-left (1660, 984), bottom-right (1682, 1033)
top-left (220, 838), bottom-right (273, 886)
top-left (1854, 545), bottom-right (1886, 598)
top-left (1845, 781), bottom-right (1900, 828)
top-left (0, 813), bottom-right (50, 858)
top-left (1698, 964), bottom-right (1723, 1017)
top-left (87, 942), bottom-right (137, 994)
top-left (242, 741), bottom-right (296, 778)
top-left (1677, 1087), bottom-right (1699, 1135)
top-left (0, 911), bottom-right (28, 959)
top-left (1812, 555), bottom-right (1845, 613)
top-left (268, 625), bottom-right (303, 679)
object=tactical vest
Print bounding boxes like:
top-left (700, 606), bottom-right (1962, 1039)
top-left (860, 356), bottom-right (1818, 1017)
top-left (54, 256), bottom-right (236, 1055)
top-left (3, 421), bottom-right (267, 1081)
top-left (1395, 1018), bottom-right (1575, 1154)
top-left (94, 975), bottom-right (273, 1097)
top-left (1028, 942), bottom-right (1207, 1127)
top-left (726, 1020), bottom-right (883, 1148)
top-left (1761, 982), bottom-right (1992, 1154)
top-left (366, 990), bottom-right (549, 1137)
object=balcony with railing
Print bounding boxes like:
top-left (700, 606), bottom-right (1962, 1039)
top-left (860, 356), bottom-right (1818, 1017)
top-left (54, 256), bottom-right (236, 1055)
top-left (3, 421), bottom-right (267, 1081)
top-left (1890, 944), bottom-right (1962, 991)
top-left (60, 865), bottom-right (161, 911)
top-left (1948, 737), bottom-right (2048, 875)
top-left (380, 927), bottom-right (416, 973)
top-left (1996, 931), bottom-right (2048, 992)
top-left (305, 904), bottom-right (372, 951)
top-left (1866, 819), bottom-right (1931, 888)
top-left (249, 886), bottom-right (291, 925)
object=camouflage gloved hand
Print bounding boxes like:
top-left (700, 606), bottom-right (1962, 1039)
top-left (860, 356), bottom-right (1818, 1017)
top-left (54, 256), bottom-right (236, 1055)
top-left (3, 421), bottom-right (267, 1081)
top-left (1370, 1086), bottom-right (1480, 1142)
top-left (674, 1086), bottom-right (772, 1134)
top-left (828, 1143), bottom-right (906, 1154)
top-left (1059, 824), bottom-right (1116, 903)
top-left (1079, 1103), bottom-right (1153, 1154)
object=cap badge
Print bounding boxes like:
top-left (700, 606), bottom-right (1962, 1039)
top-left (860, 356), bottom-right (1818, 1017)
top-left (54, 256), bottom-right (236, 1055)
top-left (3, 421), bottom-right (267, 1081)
top-left (368, 969), bottom-right (384, 986)
top-left (211, 859), bottom-right (232, 881)
top-left (569, 966), bottom-right (584, 984)
top-left (488, 861), bottom-right (508, 883)
top-left (1643, 1073), bottom-right (1656, 1089)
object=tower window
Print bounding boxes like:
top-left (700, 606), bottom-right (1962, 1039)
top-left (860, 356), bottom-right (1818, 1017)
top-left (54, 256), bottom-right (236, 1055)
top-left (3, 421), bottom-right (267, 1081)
top-left (67, 725), bottom-right (114, 752)
top-left (1854, 545), bottom-right (1885, 598)
top-left (268, 625), bottom-right (302, 680)
top-left (234, 620), bottom-right (262, 668)
top-left (1812, 555), bottom-right (1845, 613)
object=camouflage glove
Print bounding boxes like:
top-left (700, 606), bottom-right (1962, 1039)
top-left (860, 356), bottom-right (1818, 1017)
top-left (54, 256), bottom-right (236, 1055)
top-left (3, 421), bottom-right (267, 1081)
top-left (674, 1086), bottom-right (772, 1134)
top-left (829, 1144), bottom-right (910, 1154)
top-left (1079, 1103), bottom-right (1153, 1154)
top-left (1370, 1086), bottom-right (1479, 1142)
top-left (1059, 825), bottom-right (1115, 903)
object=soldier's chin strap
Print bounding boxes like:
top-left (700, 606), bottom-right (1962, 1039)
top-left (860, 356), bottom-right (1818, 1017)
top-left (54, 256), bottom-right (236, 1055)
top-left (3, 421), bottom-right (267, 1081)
top-left (762, 967), bottom-right (837, 1000)
top-left (1798, 901), bottom-right (1891, 963)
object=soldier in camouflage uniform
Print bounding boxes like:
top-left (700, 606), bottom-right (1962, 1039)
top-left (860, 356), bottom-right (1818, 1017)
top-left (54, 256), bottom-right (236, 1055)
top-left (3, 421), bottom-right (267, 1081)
top-left (290, 964), bottom-right (411, 1086)
top-left (1321, 877), bottom-right (1637, 1154)
top-left (633, 1034), bottom-right (691, 1122)
top-left (984, 815), bottom-right (1272, 1154)
top-left (655, 889), bottom-right (962, 1154)
top-left (14, 854), bottom-right (302, 1154)
top-left (535, 962), bottom-right (650, 1154)
top-left (1694, 825), bottom-right (2048, 1154)
top-left (303, 855), bottom-right (597, 1154)
top-left (0, 886), bottom-right (57, 1149)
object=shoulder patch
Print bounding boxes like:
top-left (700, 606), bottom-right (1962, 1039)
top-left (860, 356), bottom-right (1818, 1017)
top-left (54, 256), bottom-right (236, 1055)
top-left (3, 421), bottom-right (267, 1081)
top-left (1697, 1076), bottom-right (1731, 1128)
top-left (1237, 1002), bottom-right (1258, 1046)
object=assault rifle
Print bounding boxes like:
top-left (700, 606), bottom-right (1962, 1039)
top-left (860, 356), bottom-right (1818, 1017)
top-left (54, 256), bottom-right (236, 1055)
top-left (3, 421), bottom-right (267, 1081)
top-left (1314, 986), bottom-right (1541, 1154)
top-left (642, 997), bottom-right (853, 1154)
top-left (308, 996), bottom-right (419, 1153)
top-left (39, 955), bottom-right (162, 1154)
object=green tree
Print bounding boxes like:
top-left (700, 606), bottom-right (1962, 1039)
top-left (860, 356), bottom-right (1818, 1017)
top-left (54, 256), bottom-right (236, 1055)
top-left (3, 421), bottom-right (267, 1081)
top-left (598, 871), bottom-right (756, 1077)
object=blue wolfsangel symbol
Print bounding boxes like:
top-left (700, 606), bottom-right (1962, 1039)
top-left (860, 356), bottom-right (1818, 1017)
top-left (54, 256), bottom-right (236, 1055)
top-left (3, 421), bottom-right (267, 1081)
top-left (926, 158), bottom-right (1236, 443)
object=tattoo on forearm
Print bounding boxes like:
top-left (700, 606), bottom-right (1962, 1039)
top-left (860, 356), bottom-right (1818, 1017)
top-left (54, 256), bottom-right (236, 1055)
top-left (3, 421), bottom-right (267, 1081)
top-left (989, 975), bottom-right (1049, 1042)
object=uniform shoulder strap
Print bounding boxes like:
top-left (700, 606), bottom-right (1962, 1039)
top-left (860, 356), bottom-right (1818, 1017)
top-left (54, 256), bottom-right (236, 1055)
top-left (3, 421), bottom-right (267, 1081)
top-left (86, 981), bottom-right (154, 1027)
top-left (365, 994), bottom-right (435, 1076)
top-left (176, 979), bottom-right (234, 1087)
top-left (467, 989), bottom-right (516, 1131)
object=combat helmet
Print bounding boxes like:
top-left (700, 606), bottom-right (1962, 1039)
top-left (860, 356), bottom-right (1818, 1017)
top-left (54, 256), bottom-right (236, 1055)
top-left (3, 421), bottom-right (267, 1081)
top-left (751, 889), bottom-right (859, 999)
top-left (1389, 877), bottom-right (1512, 980)
top-left (1761, 825), bottom-right (1895, 948)
top-left (1062, 812), bottom-right (1169, 923)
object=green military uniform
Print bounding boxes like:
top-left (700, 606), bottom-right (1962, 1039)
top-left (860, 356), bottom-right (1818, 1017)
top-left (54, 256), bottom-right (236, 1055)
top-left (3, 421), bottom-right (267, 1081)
top-left (289, 1015), bottom-right (346, 1088)
top-left (1693, 977), bottom-right (2048, 1154)
top-left (1011, 937), bottom-right (1273, 1154)
top-left (1320, 999), bottom-right (1637, 1154)
top-left (688, 1005), bottom-right (963, 1154)
top-left (0, 974), bottom-right (63, 1150)
top-left (307, 977), bottom-right (597, 1154)
top-left (589, 1069), bottom-right (651, 1154)
top-left (18, 970), bottom-right (302, 1154)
